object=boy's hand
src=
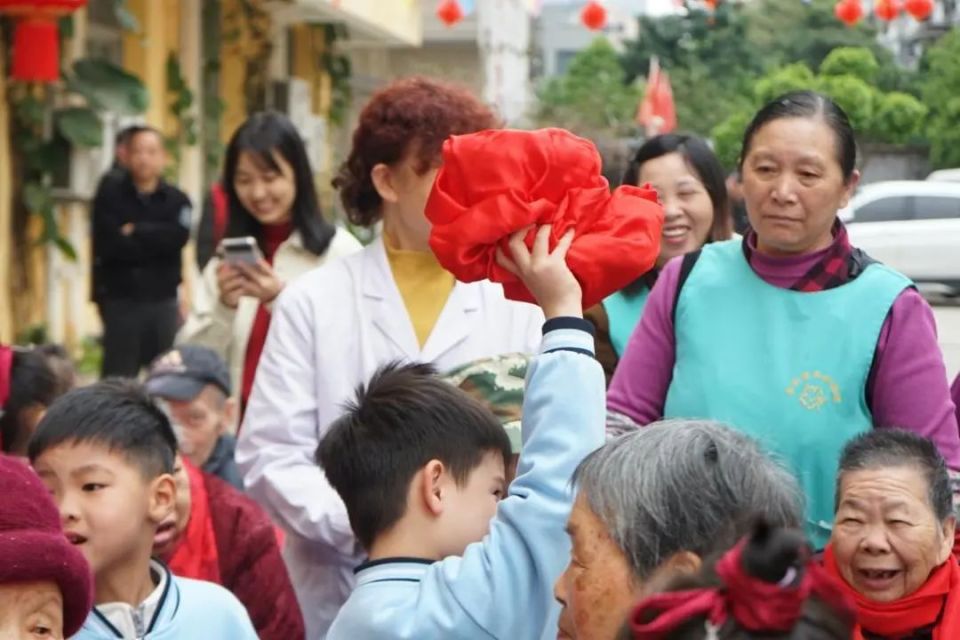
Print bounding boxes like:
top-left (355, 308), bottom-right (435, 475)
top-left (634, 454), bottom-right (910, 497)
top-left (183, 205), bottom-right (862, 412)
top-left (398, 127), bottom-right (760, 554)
top-left (496, 225), bottom-right (582, 319)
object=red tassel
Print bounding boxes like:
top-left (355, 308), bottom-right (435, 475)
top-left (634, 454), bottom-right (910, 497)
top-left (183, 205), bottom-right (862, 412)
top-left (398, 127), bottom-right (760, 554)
top-left (11, 17), bottom-right (60, 82)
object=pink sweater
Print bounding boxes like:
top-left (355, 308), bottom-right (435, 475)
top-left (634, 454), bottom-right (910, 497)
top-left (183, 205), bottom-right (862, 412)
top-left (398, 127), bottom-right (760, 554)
top-left (607, 239), bottom-right (960, 468)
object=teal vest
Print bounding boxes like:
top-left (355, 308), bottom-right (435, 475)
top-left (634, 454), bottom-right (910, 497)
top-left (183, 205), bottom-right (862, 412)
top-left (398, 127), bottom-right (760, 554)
top-left (602, 286), bottom-right (650, 357)
top-left (663, 240), bottom-right (911, 548)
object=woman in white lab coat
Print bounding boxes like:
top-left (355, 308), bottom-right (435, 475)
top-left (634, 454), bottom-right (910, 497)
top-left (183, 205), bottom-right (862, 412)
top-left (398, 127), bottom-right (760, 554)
top-left (236, 77), bottom-right (545, 638)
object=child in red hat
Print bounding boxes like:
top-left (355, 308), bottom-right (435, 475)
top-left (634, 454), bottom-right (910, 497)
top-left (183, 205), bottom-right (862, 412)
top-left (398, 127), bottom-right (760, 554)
top-left (0, 454), bottom-right (93, 639)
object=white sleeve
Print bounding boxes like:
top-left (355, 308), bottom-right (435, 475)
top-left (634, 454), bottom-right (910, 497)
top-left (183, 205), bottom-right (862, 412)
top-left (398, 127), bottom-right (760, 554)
top-left (176, 257), bottom-right (236, 360)
top-left (235, 283), bottom-right (356, 551)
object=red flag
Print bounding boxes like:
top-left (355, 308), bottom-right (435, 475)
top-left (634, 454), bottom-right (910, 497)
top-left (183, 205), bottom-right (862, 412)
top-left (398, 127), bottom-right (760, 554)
top-left (636, 57), bottom-right (677, 136)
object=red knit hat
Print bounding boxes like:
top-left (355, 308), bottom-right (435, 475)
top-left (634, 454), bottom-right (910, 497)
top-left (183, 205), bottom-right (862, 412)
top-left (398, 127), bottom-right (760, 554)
top-left (0, 455), bottom-right (93, 636)
top-left (426, 128), bottom-right (664, 309)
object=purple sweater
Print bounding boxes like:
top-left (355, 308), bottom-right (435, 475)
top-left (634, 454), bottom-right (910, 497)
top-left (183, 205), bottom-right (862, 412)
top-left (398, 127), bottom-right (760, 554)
top-left (607, 237), bottom-right (960, 468)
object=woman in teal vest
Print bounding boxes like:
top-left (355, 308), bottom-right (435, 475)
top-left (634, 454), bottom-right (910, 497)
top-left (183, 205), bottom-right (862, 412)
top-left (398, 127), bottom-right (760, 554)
top-left (608, 91), bottom-right (960, 549)
top-left (586, 134), bottom-right (733, 384)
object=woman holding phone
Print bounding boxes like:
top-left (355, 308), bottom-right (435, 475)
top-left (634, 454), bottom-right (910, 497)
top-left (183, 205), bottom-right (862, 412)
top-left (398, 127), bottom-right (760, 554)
top-left (178, 112), bottom-right (361, 409)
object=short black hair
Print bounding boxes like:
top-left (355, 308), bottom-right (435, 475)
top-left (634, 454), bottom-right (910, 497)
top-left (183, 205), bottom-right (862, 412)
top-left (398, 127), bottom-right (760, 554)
top-left (740, 91), bottom-right (857, 183)
top-left (28, 379), bottom-right (178, 478)
top-left (836, 429), bottom-right (953, 521)
top-left (317, 361), bottom-right (512, 550)
top-left (115, 124), bottom-right (145, 148)
top-left (0, 348), bottom-right (60, 454)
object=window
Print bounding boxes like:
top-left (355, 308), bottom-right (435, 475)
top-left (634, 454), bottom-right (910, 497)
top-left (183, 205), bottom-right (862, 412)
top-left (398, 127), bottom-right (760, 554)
top-left (913, 196), bottom-right (960, 220)
top-left (854, 197), bottom-right (912, 223)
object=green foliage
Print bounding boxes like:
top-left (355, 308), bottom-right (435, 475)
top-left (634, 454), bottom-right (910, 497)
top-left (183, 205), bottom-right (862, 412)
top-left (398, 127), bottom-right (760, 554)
top-left (820, 46), bottom-right (879, 83)
top-left (55, 107), bottom-right (103, 148)
top-left (165, 53), bottom-right (198, 178)
top-left (535, 39), bottom-right (642, 136)
top-left (711, 110), bottom-right (754, 171)
top-left (69, 58), bottom-right (149, 114)
top-left (871, 92), bottom-right (927, 144)
top-left (921, 30), bottom-right (960, 169)
top-left (754, 63), bottom-right (817, 103)
top-left (816, 73), bottom-right (876, 132)
top-left (321, 23), bottom-right (353, 126)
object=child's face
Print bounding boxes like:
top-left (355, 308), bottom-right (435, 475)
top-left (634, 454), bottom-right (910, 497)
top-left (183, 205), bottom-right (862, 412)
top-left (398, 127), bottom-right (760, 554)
top-left (33, 441), bottom-right (176, 578)
top-left (436, 451), bottom-right (507, 557)
top-left (0, 580), bottom-right (64, 639)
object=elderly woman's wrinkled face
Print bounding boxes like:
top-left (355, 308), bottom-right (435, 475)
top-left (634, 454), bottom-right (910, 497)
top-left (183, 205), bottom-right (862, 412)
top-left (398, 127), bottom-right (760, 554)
top-left (832, 465), bottom-right (955, 602)
top-left (554, 494), bottom-right (639, 639)
top-left (741, 117), bottom-right (858, 257)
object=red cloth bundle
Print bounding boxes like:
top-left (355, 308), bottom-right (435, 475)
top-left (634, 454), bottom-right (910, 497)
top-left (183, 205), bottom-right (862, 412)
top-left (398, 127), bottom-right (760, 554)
top-left (426, 128), bottom-right (664, 309)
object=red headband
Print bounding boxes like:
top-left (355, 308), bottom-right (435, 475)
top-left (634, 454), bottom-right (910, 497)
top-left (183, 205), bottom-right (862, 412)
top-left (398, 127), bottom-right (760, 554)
top-left (0, 344), bottom-right (12, 411)
top-left (629, 539), bottom-right (854, 638)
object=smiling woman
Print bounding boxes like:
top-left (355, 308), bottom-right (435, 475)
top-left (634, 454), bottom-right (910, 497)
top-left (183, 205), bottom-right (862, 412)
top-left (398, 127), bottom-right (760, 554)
top-left (607, 91), bottom-right (960, 550)
top-left (177, 112), bottom-right (362, 409)
top-left (584, 134), bottom-right (732, 383)
top-left (824, 429), bottom-right (960, 639)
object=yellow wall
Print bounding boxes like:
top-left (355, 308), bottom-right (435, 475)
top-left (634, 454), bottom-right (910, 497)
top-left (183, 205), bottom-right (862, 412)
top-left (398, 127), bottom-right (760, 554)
top-left (123, 0), bottom-right (180, 129)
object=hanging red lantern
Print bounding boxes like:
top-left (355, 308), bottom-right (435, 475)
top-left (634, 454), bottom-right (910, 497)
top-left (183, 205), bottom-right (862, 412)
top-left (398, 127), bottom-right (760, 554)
top-left (874, 0), bottom-right (901, 20)
top-left (580, 1), bottom-right (608, 30)
top-left (903, 0), bottom-right (934, 19)
top-left (704, 0), bottom-right (719, 9)
top-left (436, 0), bottom-right (464, 27)
top-left (0, 0), bottom-right (88, 82)
top-left (834, 0), bottom-right (864, 25)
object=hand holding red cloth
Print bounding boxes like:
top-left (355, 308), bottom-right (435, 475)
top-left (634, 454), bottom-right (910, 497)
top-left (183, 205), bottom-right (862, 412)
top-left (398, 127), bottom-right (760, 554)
top-left (823, 544), bottom-right (960, 640)
top-left (425, 128), bottom-right (664, 309)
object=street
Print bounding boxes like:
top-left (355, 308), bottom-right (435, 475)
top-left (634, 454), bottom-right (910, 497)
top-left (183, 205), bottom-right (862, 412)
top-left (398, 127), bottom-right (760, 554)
top-left (934, 303), bottom-right (960, 380)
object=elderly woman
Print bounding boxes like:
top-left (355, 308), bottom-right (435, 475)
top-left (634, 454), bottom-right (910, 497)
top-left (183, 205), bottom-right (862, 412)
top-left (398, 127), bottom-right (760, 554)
top-left (608, 91), bottom-right (960, 548)
top-left (553, 420), bottom-right (803, 640)
top-left (824, 429), bottom-right (960, 639)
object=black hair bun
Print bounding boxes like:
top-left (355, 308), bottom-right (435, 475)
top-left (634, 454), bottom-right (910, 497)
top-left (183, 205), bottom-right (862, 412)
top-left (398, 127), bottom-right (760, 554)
top-left (741, 519), bottom-right (810, 585)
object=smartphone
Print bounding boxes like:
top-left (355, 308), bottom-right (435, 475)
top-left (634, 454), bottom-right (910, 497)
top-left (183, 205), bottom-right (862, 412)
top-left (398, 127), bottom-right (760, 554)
top-left (220, 237), bottom-right (264, 266)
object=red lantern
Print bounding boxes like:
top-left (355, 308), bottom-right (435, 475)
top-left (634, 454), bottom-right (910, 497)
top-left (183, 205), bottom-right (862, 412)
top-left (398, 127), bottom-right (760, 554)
top-left (904, 0), bottom-right (934, 19)
top-left (0, 0), bottom-right (87, 82)
top-left (834, 0), bottom-right (864, 25)
top-left (874, 0), bottom-right (900, 20)
top-left (580, 1), bottom-right (608, 30)
top-left (436, 0), bottom-right (464, 27)
top-left (704, 0), bottom-right (718, 9)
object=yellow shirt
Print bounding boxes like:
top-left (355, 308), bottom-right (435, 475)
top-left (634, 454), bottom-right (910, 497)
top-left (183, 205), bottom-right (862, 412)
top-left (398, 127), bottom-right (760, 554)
top-left (384, 236), bottom-right (456, 348)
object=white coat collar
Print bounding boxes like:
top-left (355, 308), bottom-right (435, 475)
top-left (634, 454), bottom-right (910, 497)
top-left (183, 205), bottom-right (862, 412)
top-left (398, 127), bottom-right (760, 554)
top-left (361, 236), bottom-right (482, 362)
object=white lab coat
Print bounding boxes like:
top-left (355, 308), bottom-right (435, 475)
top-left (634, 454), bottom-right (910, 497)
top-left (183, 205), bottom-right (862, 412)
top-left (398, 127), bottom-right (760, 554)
top-left (177, 228), bottom-right (362, 401)
top-left (235, 237), bottom-right (544, 638)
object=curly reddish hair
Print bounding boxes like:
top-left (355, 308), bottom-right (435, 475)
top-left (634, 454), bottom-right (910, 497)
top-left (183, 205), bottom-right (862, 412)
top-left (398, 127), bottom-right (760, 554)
top-left (333, 76), bottom-right (500, 227)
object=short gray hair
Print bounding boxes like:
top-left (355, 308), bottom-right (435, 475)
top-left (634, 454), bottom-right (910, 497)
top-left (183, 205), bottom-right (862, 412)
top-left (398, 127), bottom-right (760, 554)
top-left (836, 428), bottom-right (953, 522)
top-left (573, 420), bottom-right (803, 580)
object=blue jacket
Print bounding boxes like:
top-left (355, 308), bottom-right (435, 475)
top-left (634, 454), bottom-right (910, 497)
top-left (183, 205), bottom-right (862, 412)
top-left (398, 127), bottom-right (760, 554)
top-left (327, 318), bottom-right (606, 639)
top-left (72, 564), bottom-right (258, 640)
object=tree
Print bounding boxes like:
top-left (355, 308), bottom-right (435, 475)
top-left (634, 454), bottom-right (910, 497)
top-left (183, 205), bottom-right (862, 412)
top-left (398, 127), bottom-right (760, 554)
top-left (921, 30), bottom-right (960, 168)
top-left (535, 38), bottom-right (642, 136)
top-left (871, 92), bottom-right (928, 145)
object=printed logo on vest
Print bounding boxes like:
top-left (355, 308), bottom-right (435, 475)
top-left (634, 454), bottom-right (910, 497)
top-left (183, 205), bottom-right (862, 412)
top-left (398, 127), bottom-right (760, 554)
top-left (785, 371), bottom-right (842, 410)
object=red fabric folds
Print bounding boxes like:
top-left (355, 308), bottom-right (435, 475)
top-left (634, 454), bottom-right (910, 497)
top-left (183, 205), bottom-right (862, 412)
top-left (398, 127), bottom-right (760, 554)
top-left (630, 538), bottom-right (855, 638)
top-left (426, 128), bottom-right (664, 309)
top-left (824, 544), bottom-right (960, 640)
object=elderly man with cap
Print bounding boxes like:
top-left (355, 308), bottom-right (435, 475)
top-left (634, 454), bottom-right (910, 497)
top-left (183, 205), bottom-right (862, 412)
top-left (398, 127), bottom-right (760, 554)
top-left (146, 345), bottom-right (241, 489)
top-left (0, 455), bottom-right (93, 639)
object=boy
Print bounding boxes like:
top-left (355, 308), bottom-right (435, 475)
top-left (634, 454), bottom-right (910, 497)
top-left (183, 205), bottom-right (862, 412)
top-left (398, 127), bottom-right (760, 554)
top-left (153, 455), bottom-right (304, 639)
top-left (145, 345), bottom-right (242, 489)
top-left (322, 227), bottom-right (606, 638)
top-left (28, 379), bottom-right (258, 639)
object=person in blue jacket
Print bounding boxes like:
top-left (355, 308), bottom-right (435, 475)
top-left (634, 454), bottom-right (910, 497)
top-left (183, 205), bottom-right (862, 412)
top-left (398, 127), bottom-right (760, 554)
top-left (321, 226), bottom-right (606, 639)
top-left (28, 380), bottom-right (259, 640)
